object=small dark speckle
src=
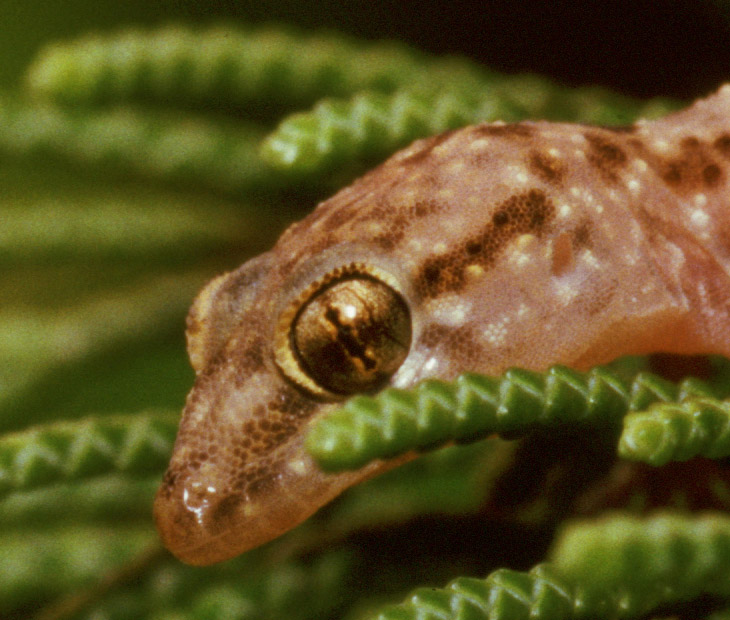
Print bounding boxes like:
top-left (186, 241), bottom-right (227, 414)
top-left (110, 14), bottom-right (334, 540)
top-left (713, 134), bottom-right (730, 158)
top-left (528, 151), bottom-right (564, 184)
top-left (573, 222), bottom-right (592, 248)
top-left (398, 130), bottom-right (456, 166)
top-left (662, 163), bottom-right (683, 186)
top-left (584, 132), bottom-right (627, 182)
top-left (703, 164), bottom-right (722, 186)
top-left (473, 124), bottom-right (535, 138)
top-left (492, 210), bottom-right (510, 226)
top-left (209, 493), bottom-right (243, 526)
top-left (680, 136), bottom-right (700, 149)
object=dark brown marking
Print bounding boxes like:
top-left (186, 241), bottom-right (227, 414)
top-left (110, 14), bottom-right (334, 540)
top-left (398, 130), bottom-right (457, 166)
top-left (373, 230), bottom-right (405, 251)
top-left (473, 123), bottom-right (535, 138)
top-left (662, 163), bottom-right (682, 185)
top-left (417, 323), bottom-right (482, 361)
top-left (713, 134), bottom-right (730, 158)
top-left (229, 337), bottom-right (266, 384)
top-left (209, 493), bottom-right (243, 527)
top-left (655, 136), bottom-right (723, 193)
top-left (573, 222), bottom-right (592, 249)
top-left (416, 189), bottom-right (556, 298)
top-left (528, 151), bottom-right (564, 185)
top-left (551, 232), bottom-right (574, 277)
top-left (584, 132), bottom-right (628, 182)
top-left (703, 163), bottom-right (722, 186)
top-left (354, 201), bottom-right (441, 251)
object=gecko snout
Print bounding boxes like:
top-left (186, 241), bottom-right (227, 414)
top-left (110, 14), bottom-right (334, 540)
top-left (153, 468), bottom-right (293, 565)
top-left (153, 422), bottom-right (378, 565)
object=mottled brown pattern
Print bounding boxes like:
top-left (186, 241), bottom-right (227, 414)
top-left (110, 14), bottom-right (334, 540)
top-left (473, 123), bottom-right (535, 138)
top-left (714, 133), bottom-right (730, 158)
top-left (231, 337), bottom-right (266, 379)
top-left (398, 130), bottom-right (457, 165)
top-left (416, 189), bottom-right (556, 298)
top-left (584, 132), bottom-right (628, 182)
top-left (528, 150), bottom-right (565, 185)
top-left (658, 136), bottom-right (724, 193)
top-left (356, 201), bottom-right (442, 250)
top-left (572, 222), bottom-right (592, 248)
top-left (417, 323), bottom-right (482, 361)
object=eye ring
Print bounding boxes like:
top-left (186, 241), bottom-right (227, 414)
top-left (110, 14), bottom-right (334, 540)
top-left (274, 263), bottom-right (411, 398)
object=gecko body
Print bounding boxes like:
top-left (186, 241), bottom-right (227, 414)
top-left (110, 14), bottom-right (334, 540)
top-left (155, 85), bottom-right (730, 565)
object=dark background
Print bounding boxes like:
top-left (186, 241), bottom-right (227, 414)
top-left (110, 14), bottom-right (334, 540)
top-left (2, 0), bottom-right (730, 99)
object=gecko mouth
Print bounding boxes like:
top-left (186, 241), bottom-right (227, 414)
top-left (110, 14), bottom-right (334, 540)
top-left (153, 423), bottom-right (384, 566)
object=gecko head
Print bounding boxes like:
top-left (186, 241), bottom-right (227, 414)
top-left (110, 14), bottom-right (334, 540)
top-left (154, 249), bottom-right (413, 565)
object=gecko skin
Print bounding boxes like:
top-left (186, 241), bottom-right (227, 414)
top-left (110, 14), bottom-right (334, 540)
top-left (155, 85), bottom-right (730, 565)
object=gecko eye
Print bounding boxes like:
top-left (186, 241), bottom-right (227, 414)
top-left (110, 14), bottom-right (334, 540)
top-left (274, 264), bottom-right (411, 397)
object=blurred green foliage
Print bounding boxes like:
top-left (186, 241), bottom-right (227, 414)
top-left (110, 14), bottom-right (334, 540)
top-left (1, 6), bottom-right (730, 620)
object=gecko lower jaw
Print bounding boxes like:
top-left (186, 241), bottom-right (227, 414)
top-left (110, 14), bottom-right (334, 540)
top-left (153, 450), bottom-right (380, 565)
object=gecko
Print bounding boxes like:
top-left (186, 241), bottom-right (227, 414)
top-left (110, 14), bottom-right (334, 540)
top-left (155, 84), bottom-right (730, 565)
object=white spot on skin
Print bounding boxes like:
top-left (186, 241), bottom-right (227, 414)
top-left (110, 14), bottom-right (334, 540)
top-left (438, 188), bottom-right (455, 200)
top-left (289, 459), bottom-right (308, 475)
top-left (627, 179), bottom-right (641, 194)
top-left (691, 207), bottom-right (710, 228)
top-left (570, 134), bottom-right (586, 144)
top-left (574, 150), bottom-right (586, 159)
top-left (431, 300), bottom-right (470, 326)
top-left (570, 187), bottom-right (581, 197)
top-left (482, 315), bottom-right (511, 345)
top-left (515, 172), bottom-right (528, 184)
top-left (446, 161), bottom-right (466, 175)
top-left (365, 222), bottom-right (384, 237)
top-left (634, 159), bottom-right (648, 173)
top-left (554, 280), bottom-right (580, 305)
top-left (653, 139), bottom-right (670, 153)
top-left (516, 302), bottom-right (531, 319)
top-left (507, 234), bottom-right (538, 269)
top-left (558, 204), bottom-right (573, 218)
top-left (693, 194), bottom-right (708, 209)
top-left (580, 250), bottom-right (601, 270)
top-left (342, 304), bottom-right (357, 319)
top-left (393, 354), bottom-right (438, 387)
top-left (469, 138), bottom-right (491, 151)
top-left (422, 357), bottom-right (438, 373)
top-left (548, 148), bottom-right (561, 157)
top-left (466, 264), bottom-right (485, 278)
top-left (433, 242), bottom-right (448, 254)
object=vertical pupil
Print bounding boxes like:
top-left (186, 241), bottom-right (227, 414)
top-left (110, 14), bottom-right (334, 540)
top-left (291, 275), bottom-right (411, 394)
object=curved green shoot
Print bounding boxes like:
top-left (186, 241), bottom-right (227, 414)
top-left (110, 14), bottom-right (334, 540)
top-left (306, 366), bottom-right (714, 472)
top-left (620, 397), bottom-right (730, 465)
top-left (0, 411), bottom-right (178, 498)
